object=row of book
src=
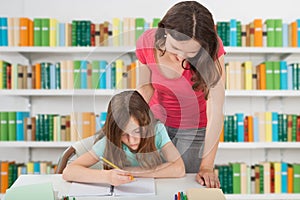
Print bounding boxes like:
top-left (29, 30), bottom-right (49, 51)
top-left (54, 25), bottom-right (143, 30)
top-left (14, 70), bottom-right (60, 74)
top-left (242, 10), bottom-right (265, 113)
top-left (220, 112), bottom-right (300, 143)
top-left (217, 18), bottom-right (300, 47)
top-left (0, 59), bottom-right (139, 90)
top-left (0, 160), bottom-right (56, 193)
top-left (216, 162), bottom-right (300, 194)
top-left (0, 17), bottom-right (160, 47)
top-left (0, 112), bottom-right (107, 142)
top-left (225, 61), bottom-right (300, 90)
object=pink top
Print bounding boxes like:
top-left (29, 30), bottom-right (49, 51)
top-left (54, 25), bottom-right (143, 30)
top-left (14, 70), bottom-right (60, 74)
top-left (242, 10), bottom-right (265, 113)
top-left (136, 29), bottom-right (225, 129)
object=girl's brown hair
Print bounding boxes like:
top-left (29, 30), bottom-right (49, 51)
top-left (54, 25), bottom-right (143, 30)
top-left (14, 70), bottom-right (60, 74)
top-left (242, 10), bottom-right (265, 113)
top-left (95, 90), bottom-right (162, 169)
top-left (155, 1), bottom-right (222, 99)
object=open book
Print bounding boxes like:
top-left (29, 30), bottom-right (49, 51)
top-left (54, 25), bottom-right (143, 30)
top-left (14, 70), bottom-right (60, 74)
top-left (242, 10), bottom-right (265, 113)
top-left (67, 178), bottom-right (155, 197)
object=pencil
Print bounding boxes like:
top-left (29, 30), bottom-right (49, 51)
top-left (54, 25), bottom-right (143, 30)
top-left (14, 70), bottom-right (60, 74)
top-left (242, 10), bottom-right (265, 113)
top-left (100, 156), bottom-right (134, 180)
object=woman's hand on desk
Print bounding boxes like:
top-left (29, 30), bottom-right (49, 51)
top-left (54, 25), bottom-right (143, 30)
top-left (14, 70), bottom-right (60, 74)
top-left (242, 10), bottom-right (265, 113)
top-left (107, 169), bottom-right (134, 186)
top-left (196, 168), bottom-right (220, 188)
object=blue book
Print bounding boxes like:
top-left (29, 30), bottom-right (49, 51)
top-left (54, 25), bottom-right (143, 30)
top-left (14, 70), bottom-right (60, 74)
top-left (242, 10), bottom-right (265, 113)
top-left (287, 64), bottom-right (293, 90)
top-left (280, 61), bottom-right (288, 90)
top-left (0, 17), bottom-right (8, 46)
top-left (59, 23), bottom-right (65, 46)
top-left (297, 19), bottom-right (300, 47)
top-left (230, 19), bottom-right (237, 47)
top-left (99, 60), bottom-right (107, 89)
top-left (49, 64), bottom-right (56, 89)
top-left (100, 112), bottom-right (107, 128)
top-left (34, 162), bottom-right (40, 174)
top-left (253, 116), bottom-right (259, 142)
top-left (80, 60), bottom-right (88, 89)
top-left (235, 113), bottom-right (244, 142)
top-left (106, 62), bottom-right (112, 89)
top-left (282, 23), bottom-right (288, 47)
top-left (272, 112), bottom-right (279, 142)
top-left (16, 112), bottom-right (30, 141)
top-left (281, 162), bottom-right (288, 193)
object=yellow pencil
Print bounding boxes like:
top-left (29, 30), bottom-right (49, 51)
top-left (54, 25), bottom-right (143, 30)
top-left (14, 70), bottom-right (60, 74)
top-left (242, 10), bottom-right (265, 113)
top-left (100, 157), bottom-right (134, 180)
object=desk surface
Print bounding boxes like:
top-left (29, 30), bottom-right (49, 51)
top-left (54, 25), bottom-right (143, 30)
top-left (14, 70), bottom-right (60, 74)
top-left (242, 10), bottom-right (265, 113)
top-left (7, 174), bottom-right (201, 200)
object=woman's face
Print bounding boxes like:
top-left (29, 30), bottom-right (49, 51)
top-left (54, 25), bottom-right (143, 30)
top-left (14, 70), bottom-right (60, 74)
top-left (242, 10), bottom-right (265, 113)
top-left (121, 117), bottom-right (141, 151)
top-left (165, 33), bottom-right (201, 63)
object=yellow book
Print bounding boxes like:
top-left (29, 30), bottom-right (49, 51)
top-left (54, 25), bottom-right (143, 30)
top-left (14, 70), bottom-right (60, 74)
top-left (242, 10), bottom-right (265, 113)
top-left (265, 112), bottom-right (272, 142)
top-left (112, 18), bottom-right (121, 46)
top-left (186, 188), bottom-right (225, 200)
top-left (242, 61), bottom-right (253, 90)
top-left (26, 161), bottom-right (34, 174)
top-left (49, 18), bottom-right (57, 47)
top-left (115, 59), bottom-right (124, 89)
top-left (274, 162), bottom-right (282, 193)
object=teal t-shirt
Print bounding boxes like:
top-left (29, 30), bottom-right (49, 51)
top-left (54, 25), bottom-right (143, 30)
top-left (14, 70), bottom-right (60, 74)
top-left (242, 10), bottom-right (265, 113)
top-left (92, 122), bottom-right (171, 166)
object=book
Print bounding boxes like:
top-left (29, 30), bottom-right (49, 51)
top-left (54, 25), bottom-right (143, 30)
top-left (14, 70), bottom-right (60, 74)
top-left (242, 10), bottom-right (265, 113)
top-left (186, 188), bottom-right (225, 200)
top-left (68, 178), bottom-right (155, 197)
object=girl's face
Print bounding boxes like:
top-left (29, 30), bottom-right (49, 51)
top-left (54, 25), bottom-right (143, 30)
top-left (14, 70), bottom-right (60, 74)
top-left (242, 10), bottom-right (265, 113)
top-left (121, 117), bottom-right (141, 151)
top-left (165, 33), bottom-right (201, 63)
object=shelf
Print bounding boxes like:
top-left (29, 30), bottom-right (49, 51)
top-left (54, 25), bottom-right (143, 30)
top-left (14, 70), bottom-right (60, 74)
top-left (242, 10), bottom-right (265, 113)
top-left (219, 142), bottom-right (300, 149)
top-left (225, 90), bottom-right (300, 97)
top-left (0, 46), bottom-right (136, 53)
top-left (0, 141), bottom-right (72, 148)
top-left (0, 89), bottom-right (299, 97)
top-left (0, 89), bottom-right (129, 96)
top-left (224, 46), bottom-right (300, 54)
top-left (225, 194), bottom-right (300, 200)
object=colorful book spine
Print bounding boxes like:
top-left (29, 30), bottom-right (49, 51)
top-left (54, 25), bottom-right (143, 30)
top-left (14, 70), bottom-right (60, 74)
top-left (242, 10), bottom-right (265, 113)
top-left (99, 60), bottom-right (107, 89)
top-left (80, 60), bottom-right (88, 89)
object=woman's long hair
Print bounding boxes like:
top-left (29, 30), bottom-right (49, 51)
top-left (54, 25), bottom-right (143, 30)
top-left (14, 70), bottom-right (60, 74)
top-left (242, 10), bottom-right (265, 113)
top-left (155, 1), bottom-right (222, 99)
top-left (95, 90), bottom-right (162, 169)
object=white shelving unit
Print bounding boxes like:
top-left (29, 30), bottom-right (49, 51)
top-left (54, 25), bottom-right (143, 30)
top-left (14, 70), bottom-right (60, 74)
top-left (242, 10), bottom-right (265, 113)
top-left (1, 46), bottom-right (300, 199)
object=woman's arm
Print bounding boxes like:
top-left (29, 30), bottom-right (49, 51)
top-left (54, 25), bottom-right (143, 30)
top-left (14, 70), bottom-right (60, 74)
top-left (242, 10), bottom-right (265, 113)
top-left (62, 150), bottom-right (133, 186)
top-left (125, 142), bottom-right (185, 178)
top-left (197, 55), bottom-right (225, 187)
top-left (136, 61), bottom-right (154, 103)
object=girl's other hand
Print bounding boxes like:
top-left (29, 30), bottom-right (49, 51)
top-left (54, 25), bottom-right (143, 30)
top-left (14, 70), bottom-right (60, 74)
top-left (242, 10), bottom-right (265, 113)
top-left (196, 168), bottom-right (220, 188)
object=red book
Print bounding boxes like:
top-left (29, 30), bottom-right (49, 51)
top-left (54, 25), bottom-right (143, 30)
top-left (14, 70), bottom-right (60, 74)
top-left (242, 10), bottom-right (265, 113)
top-left (6, 64), bottom-right (11, 89)
top-left (90, 23), bottom-right (95, 46)
top-left (244, 116), bottom-right (249, 142)
top-left (270, 164), bottom-right (275, 193)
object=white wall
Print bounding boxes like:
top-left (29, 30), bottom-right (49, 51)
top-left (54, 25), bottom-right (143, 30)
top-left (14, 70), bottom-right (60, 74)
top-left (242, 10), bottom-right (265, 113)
top-left (0, 0), bottom-right (300, 23)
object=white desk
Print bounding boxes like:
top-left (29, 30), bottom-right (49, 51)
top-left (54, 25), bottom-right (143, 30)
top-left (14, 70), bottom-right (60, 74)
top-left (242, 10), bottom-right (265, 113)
top-left (5, 174), bottom-right (201, 200)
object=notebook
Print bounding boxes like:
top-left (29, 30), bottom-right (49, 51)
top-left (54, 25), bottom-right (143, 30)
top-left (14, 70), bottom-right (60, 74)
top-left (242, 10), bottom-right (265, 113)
top-left (4, 182), bottom-right (55, 200)
top-left (68, 178), bottom-right (155, 197)
top-left (186, 188), bottom-right (226, 200)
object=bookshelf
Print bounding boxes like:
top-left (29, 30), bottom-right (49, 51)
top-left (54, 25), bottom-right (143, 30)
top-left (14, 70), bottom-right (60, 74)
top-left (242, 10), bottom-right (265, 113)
top-left (1, 46), bottom-right (300, 198)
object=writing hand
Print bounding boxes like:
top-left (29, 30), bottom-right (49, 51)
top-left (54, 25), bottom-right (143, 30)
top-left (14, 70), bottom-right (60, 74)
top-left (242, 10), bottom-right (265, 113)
top-left (196, 168), bottom-right (220, 188)
top-left (108, 169), bottom-right (134, 186)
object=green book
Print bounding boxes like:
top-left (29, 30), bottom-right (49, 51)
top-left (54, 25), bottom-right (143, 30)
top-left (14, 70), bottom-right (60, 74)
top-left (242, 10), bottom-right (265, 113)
top-left (55, 62), bottom-right (61, 89)
top-left (48, 114), bottom-right (54, 141)
top-left (110, 61), bottom-right (116, 89)
top-left (44, 114), bottom-right (49, 141)
top-left (86, 20), bottom-right (91, 46)
top-left (41, 18), bottom-right (50, 46)
top-left (292, 114), bottom-right (297, 141)
top-left (278, 114), bottom-right (283, 142)
top-left (292, 63), bottom-right (298, 90)
top-left (72, 20), bottom-right (77, 46)
top-left (297, 62), bottom-right (300, 90)
top-left (231, 163), bottom-right (241, 194)
top-left (273, 61), bottom-right (280, 90)
top-left (73, 60), bottom-right (81, 89)
top-left (265, 61), bottom-right (274, 90)
top-left (5, 182), bottom-right (54, 200)
top-left (0, 112), bottom-right (8, 141)
top-left (224, 116), bottom-right (229, 142)
top-left (293, 164), bottom-right (300, 193)
top-left (265, 19), bottom-right (275, 47)
top-left (33, 18), bottom-right (42, 46)
top-left (236, 21), bottom-right (242, 47)
top-left (135, 18), bottom-right (145, 42)
top-left (259, 165), bottom-right (264, 193)
top-left (282, 114), bottom-right (288, 142)
top-left (2, 61), bottom-right (8, 89)
top-left (274, 19), bottom-right (283, 47)
top-left (91, 60), bottom-right (100, 89)
top-left (8, 112), bottom-right (16, 141)
top-left (152, 18), bottom-right (160, 28)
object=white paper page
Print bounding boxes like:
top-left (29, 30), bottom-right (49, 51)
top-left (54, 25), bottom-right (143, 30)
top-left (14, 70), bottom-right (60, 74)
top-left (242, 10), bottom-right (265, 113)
top-left (114, 178), bottom-right (155, 196)
top-left (68, 182), bottom-right (111, 197)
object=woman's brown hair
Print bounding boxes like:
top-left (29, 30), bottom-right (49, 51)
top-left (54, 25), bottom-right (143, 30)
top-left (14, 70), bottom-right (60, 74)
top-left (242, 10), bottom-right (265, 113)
top-left (155, 1), bottom-right (222, 99)
top-left (95, 90), bottom-right (162, 169)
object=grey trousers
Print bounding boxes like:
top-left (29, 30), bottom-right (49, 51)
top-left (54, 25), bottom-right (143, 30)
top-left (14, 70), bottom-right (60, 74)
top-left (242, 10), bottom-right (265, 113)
top-left (166, 126), bottom-right (206, 173)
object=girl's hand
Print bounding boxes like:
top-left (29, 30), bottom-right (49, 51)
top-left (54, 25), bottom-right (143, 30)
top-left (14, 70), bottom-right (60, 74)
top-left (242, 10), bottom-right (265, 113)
top-left (108, 169), bottom-right (134, 186)
top-left (196, 168), bottom-right (220, 188)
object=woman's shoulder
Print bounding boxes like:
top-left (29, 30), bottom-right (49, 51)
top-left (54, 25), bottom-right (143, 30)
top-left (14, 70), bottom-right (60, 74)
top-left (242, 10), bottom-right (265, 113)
top-left (136, 28), bottom-right (157, 48)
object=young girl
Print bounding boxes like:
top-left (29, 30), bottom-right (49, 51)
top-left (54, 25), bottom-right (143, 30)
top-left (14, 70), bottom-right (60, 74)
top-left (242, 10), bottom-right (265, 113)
top-left (62, 90), bottom-right (185, 186)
